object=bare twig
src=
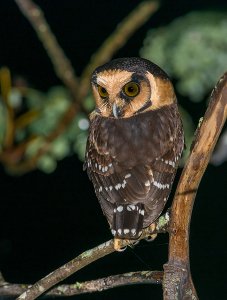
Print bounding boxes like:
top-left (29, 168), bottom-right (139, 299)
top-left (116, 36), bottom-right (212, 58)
top-left (14, 0), bottom-right (79, 100)
top-left (163, 73), bottom-right (227, 299)
top-left (16, 213), bottom-right (168, 300)
top-left (0, 271), bottom-right (162, 297)
top-left (79, 0), bottom-right (159, 99)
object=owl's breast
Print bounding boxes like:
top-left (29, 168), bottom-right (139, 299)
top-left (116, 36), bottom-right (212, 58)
top-left (90, 104), bottom-right (179, 168)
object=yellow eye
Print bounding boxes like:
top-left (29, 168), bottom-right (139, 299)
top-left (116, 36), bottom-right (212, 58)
top-left (123, 82), bottom-right (140, 97)
top-left (98, 85), bottom-right (108, 98)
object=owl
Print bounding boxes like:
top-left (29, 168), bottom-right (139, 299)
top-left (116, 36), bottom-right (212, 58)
top-left (84, 57), bottom-right (184, 242)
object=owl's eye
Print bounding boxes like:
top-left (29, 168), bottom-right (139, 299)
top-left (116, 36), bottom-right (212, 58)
top-left (98, 86), bottom-right (108, 99)
top-left (123, 82), bottom-right (140, 97)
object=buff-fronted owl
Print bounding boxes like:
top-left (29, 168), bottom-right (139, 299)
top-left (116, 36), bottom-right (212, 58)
top-left (84, 57), bottom-right (184, 242)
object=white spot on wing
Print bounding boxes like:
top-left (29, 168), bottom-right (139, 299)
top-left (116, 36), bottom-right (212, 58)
top-left (117, 205), bottom-right (123, 212)
top-left (127, 204), bottom-right (136, 211)
top-left (139, 209), bottom-right (145, 216)
top-left (164, 160), bottom-right (176, 167)
top-left (145, 180), bottom-right (150, 186)
top-left (125, 173), bottom-right (131, 178)
top-left (122, 179), bottom-right (127, 188)
top-left (148, 169), bottom-right (153, 176)
top-left (131, 229), bottom-right (136, 236)
top-left (115, 183), bottom-right (121, 190)
top-left (153, 180), bottom-right (170, 190)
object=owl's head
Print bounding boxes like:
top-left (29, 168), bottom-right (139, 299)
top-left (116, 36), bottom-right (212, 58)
top-left (91, 57), bottom-right (176, 118)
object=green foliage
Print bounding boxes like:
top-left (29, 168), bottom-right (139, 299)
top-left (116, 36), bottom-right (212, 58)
top-left (140, 11), bottom-right (227, 102)
top-left (21, 86), bottom-right (90, 173)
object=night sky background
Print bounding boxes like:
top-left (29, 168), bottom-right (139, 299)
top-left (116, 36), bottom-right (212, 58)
top-left (0, 1), bottom-right (227, 299)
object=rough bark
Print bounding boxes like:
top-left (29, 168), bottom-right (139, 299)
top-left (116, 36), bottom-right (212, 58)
top-left (163, 73), bottom-right (227, 299)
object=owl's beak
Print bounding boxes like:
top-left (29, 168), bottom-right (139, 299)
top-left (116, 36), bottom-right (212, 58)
top-left (112, 103), bottom-right (122, 118)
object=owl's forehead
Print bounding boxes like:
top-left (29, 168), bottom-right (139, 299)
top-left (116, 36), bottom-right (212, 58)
top-left (96, 70), bottom-right (136, 87)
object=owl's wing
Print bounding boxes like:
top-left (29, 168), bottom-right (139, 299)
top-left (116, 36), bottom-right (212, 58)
top-left (84, 105), bottom-right (184, 234)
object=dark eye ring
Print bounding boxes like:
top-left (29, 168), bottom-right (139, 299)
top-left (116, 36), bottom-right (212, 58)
top-left (98, 85), bottom-right (108, 98)
top-left (123, 82), bottom-right (140, 97)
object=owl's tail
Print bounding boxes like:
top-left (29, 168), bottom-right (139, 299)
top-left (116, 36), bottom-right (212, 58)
top-left (111, 203), bottom-right (144, 239)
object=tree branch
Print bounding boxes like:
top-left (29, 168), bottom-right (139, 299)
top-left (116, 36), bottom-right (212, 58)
top-left (0, 271), bottom-right (162, 297)
top-left (163, 73), bottom-right (227, 299)
top-left (78, 0), bottom-right (159, 99)
top-left (16, 213), bottom-right (168, 300)
top-left (14, 0), bottom-right (79, 100)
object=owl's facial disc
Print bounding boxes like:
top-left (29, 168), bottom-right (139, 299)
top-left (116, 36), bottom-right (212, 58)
top-left (92, 70), bottom-right (154, 118)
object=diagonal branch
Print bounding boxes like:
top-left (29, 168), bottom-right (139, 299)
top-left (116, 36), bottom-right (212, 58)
top-left (14, 0), bottom-right (79, 100)
top-left (163, 73), bottom-right (227, 299)
top-left (16, 213), bottom-right (168, 300)
top-left (0, 271), bottom-right (163, 297)
top-left (78, 0), bottom-right (159, 99)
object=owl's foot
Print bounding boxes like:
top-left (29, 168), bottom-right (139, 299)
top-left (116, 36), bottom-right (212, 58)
top-left (145, 223), bottom-right (157, 242)
top-left (113, 238), bottom-right (140, 251)
top-left (114, 238), bottom-right (128, 252)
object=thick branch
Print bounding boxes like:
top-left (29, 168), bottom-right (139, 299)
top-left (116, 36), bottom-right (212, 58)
top-left (0, 271), bottom-right (162, 297)
top-left (16, 213), bottom-right (168, 300)
top-left (163, 73), bottom-right (227, 299)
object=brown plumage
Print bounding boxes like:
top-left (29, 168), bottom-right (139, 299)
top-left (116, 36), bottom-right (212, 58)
top-left (84, 57), bottom-right (184, 241)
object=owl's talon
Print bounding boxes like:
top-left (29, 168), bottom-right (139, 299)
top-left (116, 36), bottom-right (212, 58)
top-left (145, 223), bottom-right (157, 241)
top-left (131, 240), bottom-right (140, 246)
top-left (116, 246), bottom-right (127, 252)
top-left (148, 222), bottom-right (156, 232)
top-left (114, 238), bottom-right (127, 252)
top-left (145, 234), bottom-right (157, 242)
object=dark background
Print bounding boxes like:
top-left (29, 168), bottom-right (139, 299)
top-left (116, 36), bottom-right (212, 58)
top-left (0, 1), bottom-right (227, 299)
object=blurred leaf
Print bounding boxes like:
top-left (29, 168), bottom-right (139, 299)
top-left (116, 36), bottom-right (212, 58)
top-left (26, 86), bottom-right (71, 136)
top-left (25, 136), bottom-right (45, 157)
top-left (73, 131), bottom-right (88, 161)
top-left (8, 88), bottom-right (23, 109)
top-left (50, 137), bottom-right (70, 160)
top-left (140, 11), bottom-right (227, 101)
top-left (83, 93), bottom-right (95, 112)
top-left (37, 154), bottom-right (57, 173)
top-left (26, 88), bottom-right (45, 109)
